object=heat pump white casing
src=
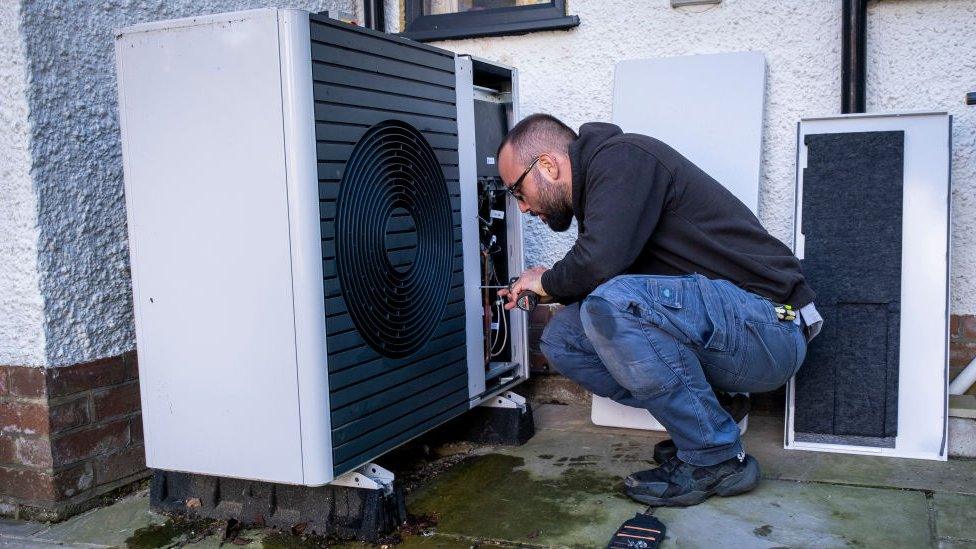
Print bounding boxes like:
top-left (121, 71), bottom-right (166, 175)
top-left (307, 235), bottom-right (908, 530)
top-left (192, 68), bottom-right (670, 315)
top-left (116, 8), bottom-right (526, 486)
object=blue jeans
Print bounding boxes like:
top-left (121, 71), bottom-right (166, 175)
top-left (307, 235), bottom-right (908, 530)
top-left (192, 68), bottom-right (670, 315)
top-left (540, 274), bottom-right (806, 466)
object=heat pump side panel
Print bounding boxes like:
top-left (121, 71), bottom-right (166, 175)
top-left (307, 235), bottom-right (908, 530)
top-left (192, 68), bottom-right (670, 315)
top-left (455, 56), bottom-right (486, 401)
top-left (116, 9), bottom-right (306, 483)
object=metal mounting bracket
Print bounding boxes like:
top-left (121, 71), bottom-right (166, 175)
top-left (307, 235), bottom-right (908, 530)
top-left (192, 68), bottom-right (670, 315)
top-left (329, 462), bottom-right (395, 495)
top-left (481, 391), bottom-right (526, 412)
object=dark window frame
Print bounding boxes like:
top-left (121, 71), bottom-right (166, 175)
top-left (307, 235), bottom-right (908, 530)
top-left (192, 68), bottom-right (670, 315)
top-left (400, 0), bottom-right (579, 42)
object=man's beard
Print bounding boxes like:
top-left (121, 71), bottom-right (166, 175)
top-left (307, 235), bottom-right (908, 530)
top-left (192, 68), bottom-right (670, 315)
top-left (534, 175), bottom-right (574, 232)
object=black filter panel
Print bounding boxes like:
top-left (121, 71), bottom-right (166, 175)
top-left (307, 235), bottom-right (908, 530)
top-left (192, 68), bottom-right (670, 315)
top-left (309, 15), bottom-right (468, 476)
top-left (474, 99), bottom-right (507, 177)
top-left (794, 131), bottom-right (904, 444)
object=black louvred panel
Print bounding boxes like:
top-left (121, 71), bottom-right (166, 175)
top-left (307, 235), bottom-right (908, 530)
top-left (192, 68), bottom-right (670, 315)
top-left (308, 14), bottom-right (468, 476)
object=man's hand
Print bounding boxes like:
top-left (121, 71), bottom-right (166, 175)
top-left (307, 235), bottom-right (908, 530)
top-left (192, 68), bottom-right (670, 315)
top-left (497, 266), bottom-right (550, 311)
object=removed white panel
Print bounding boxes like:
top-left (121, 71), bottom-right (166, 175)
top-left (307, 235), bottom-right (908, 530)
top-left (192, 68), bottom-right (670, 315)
top-left (592, 395), bottom-right (748, 434)
top-left (612, 51), bottom-right (766, 213)
top-left (595, 51), bottom-right (766, 432)
top-left (592, 396), bottom-right (668, 431)
top-left (786, 111), bottom-right (951, 461)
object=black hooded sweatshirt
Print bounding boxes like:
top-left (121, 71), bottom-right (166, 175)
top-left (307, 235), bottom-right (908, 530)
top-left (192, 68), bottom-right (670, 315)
top-left (539, 123), bottom-right (816, 308)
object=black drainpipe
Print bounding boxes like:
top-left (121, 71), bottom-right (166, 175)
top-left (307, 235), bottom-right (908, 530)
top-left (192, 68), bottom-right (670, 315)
top-left (841, 0), bottom-right (868, 114)
top-left (363, 0), bottom-right (386, 32)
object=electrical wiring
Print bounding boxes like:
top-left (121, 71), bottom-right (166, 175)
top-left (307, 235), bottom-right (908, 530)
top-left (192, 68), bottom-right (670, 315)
top-left (478, 175), bottom-right (512, 363)
top-left (490, 298), bottom-right (508, 358)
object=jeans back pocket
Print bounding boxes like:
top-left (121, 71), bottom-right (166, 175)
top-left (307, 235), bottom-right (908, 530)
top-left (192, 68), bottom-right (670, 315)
top-left (694, 275), bottom-right (735, 353)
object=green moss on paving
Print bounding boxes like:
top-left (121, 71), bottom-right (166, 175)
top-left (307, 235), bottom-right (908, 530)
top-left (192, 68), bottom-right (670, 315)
top-left (407, 454), bottom-right (637, 548)
top-left (125, 520), bottom-right (190, 548)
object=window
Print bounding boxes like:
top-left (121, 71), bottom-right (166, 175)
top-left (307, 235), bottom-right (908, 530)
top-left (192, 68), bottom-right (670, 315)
top-left (401, 0), bottom-right (579, 42)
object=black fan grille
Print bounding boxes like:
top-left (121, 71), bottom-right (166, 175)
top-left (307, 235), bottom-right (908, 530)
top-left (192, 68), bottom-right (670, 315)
top-left (335, 120), bottom-right (455, 359)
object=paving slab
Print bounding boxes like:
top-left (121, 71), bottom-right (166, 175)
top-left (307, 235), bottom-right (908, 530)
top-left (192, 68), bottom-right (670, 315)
top-left (32, 490), bottom-right (166, 547)
top-left (334, 535), bottom-right (475, 548)
top-left (0, 518), bottom-right (47, 538)
top-left (941, 541), bottom-right (976, 549)
top-left (0, 400), bottom-right (965, 548)
top-left (654, 479), bottom-right (930, 548)
top-left (408, 426), bottom-right (647, 548)
top-left (0, 539), bottom-right (99, 548)
top-left (746, 417), bottom-right (976, 496)
top-left (535, 402), bottom-right (976, 495)
top-left (407, 420), bottom-right (939, 548)
top-left (934, 492), bottom-right (976, 542)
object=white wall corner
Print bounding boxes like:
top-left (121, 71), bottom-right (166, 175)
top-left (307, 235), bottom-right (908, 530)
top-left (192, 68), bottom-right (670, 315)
top-left (0, 0), bottom-right (46, 367)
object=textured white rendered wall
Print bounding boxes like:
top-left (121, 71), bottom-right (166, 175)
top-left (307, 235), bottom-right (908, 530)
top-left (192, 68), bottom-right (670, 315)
top-left (866, 0), bottom-right (976, 314)
top-left (0, 1), bottom-right (46, 367)
top-left (16, 1), bottom-right (354, 367)
top-left (417, 0), bottom-right (976, 314)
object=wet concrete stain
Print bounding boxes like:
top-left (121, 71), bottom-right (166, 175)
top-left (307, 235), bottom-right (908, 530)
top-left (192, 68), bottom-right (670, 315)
top-left (125, 517), bottom-right (212, 548)
top-left (407, 454), bottom-right (628, 548)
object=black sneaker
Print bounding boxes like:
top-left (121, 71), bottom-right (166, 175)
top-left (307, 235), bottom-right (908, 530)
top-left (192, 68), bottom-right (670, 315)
top-left (652, 438), bottom-right (678, 465)
top-left (624, 453), bottom-right (761, 507)
top-left (652, 392), bottom-right (752, 464)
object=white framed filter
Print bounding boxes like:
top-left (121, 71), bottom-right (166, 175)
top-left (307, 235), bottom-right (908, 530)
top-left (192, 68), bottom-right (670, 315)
top-left (786, 112), bottom-right (952, 460)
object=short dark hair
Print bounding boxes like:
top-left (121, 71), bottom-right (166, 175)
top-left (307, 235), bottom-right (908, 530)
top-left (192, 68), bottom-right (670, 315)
top-left (497, 113), bottom-right (578, 165)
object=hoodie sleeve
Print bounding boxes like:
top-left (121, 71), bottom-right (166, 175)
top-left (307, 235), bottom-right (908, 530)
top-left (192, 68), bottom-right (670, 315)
top-left (540, 143), bottom-right (673, 304)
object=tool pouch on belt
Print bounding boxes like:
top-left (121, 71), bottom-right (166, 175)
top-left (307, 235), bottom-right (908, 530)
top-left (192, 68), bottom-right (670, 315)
top-left (774, 303), bottom-right (797, 322)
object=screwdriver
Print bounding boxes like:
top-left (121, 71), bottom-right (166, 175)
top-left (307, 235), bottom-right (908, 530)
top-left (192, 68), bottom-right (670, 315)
top-left (479, 280), bottom-right (540, 312)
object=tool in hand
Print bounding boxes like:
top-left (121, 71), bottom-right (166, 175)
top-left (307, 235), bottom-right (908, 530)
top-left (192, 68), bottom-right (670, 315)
top-left (508, 277), bottom-right (539, 312)
top-left (480, 279), bottom-right (540, 312)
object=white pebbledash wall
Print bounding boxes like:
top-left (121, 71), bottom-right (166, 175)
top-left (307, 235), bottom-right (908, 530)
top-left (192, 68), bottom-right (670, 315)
top-left (0, 0), bottom-right (973, 367)
top-left (0, 1), bottom-right (356, 368)
top-left (404, 0), bottom-right (976, 314)
top-left (0, 1), bottom-right (46, 367)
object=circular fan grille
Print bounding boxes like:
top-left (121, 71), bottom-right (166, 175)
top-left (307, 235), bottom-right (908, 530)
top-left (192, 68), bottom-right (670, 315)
top-left (335, 120), bottom-right (454, 359)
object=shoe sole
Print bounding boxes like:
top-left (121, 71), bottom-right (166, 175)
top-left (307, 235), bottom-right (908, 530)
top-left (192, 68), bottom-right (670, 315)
top-left (626, 456), bottom-right (761, 507)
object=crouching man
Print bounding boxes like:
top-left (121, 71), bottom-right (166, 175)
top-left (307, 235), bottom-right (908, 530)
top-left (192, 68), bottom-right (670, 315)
top-left (497, 114), bottom-right (821, 507)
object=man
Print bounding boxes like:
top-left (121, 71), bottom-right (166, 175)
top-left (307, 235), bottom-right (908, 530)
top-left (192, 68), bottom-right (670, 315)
top-left (497, 114), bottom-right (821, 507)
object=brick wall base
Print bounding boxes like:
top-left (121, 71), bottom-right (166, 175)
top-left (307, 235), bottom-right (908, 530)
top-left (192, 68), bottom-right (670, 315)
top-left (0, 352), bottom-right (149, 521)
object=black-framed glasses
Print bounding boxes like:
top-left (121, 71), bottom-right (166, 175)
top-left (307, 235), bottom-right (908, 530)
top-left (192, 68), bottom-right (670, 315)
top-left (504, 156), bottom-right (540, 201)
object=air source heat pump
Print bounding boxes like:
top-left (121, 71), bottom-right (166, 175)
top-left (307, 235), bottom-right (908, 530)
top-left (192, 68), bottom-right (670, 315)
top-left (115, 9), bottom-right (526, 486)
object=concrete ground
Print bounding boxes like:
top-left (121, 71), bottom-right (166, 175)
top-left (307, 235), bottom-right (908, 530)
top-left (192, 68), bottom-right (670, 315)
top-left (2, 402), bottom-right (975, 548)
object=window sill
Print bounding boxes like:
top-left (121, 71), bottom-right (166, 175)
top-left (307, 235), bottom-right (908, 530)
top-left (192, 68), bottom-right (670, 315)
top-left (401, 14), bottom-right (579, 42)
